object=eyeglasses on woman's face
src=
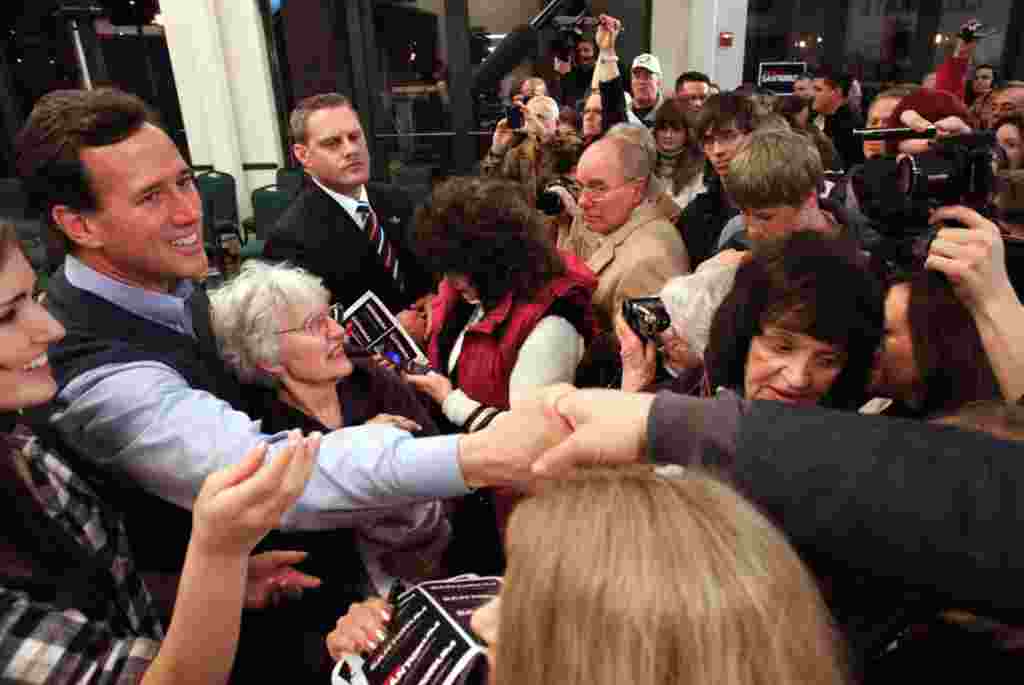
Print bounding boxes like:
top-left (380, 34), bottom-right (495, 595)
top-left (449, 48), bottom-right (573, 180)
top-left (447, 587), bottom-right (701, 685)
top-left (275, 303), bottom-right (343, 338)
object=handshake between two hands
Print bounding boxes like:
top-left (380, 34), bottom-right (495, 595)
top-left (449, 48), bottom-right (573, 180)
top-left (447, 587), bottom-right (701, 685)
top-left (456, 384), bottom-right (656, 491)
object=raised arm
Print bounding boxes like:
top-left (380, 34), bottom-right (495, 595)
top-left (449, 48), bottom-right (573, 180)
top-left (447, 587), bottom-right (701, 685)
top-left (927, 206), bottom-right (1024, 401)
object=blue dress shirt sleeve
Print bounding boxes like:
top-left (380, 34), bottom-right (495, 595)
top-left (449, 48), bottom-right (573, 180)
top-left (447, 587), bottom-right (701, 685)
top-left (50, 361), bottom-right (468, 530)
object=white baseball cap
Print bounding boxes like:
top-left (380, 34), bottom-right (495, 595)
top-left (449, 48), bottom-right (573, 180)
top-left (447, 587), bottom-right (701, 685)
top-left (631, 54), bottom-right (662, 77)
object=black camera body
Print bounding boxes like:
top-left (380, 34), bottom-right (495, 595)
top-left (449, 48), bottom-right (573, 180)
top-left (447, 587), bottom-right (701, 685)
top-left (852, 127), bottom-right (1002, 266)
top-left (622, 297), bottom-right (671, 341)
top-left (537, 186), bottom-right (564, 216)
top-left (549, 12), bottom-right (597, 62)
top-left (506, 103), bottom-right (526, 130)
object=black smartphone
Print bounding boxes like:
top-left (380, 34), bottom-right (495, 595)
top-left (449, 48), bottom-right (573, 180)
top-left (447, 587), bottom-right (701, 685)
top-left (506, 105), bottom-right (524, 130)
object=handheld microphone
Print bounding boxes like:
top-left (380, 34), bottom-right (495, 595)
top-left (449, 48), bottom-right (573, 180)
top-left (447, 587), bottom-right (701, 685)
top-left (854, 127), bottom-right (938, 141)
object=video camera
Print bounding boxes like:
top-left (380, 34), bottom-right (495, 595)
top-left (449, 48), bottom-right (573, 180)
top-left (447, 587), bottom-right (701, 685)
top-left (852, 126), bottom-right (1024, 291)
top-left (549, 14), bottom-right (599, 62)
top-left (852, 127), bottom-right (1002, 265)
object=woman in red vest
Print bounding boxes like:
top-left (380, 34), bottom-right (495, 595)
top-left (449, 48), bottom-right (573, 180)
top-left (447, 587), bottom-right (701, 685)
top-left (405, 177), bottom-right (598, 433)
top-left (404, 177), bottom-right (597, 559)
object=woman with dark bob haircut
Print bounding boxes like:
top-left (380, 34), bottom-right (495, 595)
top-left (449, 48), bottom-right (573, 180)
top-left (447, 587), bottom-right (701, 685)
top-left (704, 231), bottom-right (883, 409)
top-left (406, 176), bottom-right (598, 432)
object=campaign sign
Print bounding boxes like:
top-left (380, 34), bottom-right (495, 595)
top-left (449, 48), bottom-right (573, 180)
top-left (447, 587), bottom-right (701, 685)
top-left (758, 62), bottom-right (807, 94)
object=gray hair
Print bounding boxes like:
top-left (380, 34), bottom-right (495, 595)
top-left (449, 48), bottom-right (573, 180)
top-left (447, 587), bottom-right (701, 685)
top-left (208, 260), bottom-right (329, 385)
top-left (603, 123), bottom-right (660, 199)
top-left (527, 95), bottom-right (559, 122)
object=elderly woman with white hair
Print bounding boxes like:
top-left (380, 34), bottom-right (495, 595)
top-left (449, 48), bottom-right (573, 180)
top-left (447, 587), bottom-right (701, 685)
top-left (208, 260), bottom-right (450, 601)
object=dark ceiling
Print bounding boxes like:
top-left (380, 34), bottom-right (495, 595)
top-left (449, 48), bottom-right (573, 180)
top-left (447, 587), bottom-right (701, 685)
top-left (2, 1), bottom-right (161, 34)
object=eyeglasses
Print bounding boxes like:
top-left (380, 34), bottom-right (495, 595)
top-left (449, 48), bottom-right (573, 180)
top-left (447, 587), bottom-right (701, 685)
top-left (702, 129), bottom-right (744, 148)
top-left (275, 303), bottom-right (343, 338)
top-left (578, 177), bottom-right (643, 203)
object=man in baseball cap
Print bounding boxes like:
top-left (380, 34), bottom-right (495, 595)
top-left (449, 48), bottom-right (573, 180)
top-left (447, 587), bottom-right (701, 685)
top-left (631, 53), bottom-right (664, 127)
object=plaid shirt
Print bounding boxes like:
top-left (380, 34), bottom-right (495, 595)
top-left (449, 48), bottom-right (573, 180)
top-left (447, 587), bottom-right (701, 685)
top-left (0, 428), bottom-right (164, 684)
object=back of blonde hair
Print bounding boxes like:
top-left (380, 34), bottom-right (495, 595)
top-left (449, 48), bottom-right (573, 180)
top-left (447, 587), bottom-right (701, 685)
top-left (495, 468), bottom-right (846, 685)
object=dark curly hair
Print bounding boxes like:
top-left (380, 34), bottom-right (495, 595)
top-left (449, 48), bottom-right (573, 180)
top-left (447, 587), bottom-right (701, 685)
top-left (412, 177), bottom-right (566, 309)
top-left (704, 231), bottom-right (884, 409)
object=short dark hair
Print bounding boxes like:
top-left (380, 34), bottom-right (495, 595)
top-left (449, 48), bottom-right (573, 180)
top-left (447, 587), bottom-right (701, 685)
top-left (15, 88), bottom-right (158, 220)
top-left (675, 71), bottom-right (711, 91)
top-left (704, 231), bottom-right (883, 409)
top-left (14, 88), bottom-right (159, 256)
top-left (412, 177), bottom-right (566, 309)
top-left (289, 93), bottom-right (355, 144)
top-left (816, 67), bottom-right (853, 98)
top-left (975, 64), bottom-right (996, 76)
top-left (694, 93), bottom-right (760, 139)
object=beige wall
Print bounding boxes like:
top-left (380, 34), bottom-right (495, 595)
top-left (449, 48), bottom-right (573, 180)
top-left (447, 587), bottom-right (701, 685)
top-left (652, 0), bottom-right (690, 93)
top-left (652, 0), bottom-right (748, 91)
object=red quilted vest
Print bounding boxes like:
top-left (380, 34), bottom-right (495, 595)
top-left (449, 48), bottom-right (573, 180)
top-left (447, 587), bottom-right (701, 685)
top-left (428, 251), bottom-right (598, 410)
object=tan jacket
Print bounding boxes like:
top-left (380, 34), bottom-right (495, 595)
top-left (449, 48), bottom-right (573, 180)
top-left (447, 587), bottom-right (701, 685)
top-left (558, 202), bottom-right (691, 330)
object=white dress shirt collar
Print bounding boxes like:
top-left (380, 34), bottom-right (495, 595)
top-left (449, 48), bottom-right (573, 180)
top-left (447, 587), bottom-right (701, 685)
top-left (311, 177), bottom-right (370, 229)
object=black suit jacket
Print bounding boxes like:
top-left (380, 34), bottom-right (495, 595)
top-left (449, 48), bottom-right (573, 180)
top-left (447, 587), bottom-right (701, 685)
top-left (823, 103), bottom-right (865, 172)
top-left (263, 180), bottom-right (432, 312)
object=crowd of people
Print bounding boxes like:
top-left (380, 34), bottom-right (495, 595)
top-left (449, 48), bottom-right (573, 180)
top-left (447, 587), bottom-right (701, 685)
top-left (2, 11), bottom-right (1024, 685)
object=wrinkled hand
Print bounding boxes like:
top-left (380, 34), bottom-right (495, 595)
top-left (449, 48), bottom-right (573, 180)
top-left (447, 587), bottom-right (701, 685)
top-left (326, 597), bottom-right (393, 661)
top-left (245, 550), bottom-right (322, 609)
top-left (658, 326), bottom-right (702, 375)
top-left (615, 313), bottom-right (657, 392)
top-left (595, 14), bottom-right (622, 51)
top-left (192, 431), bottom-right (320, 557)
top-left (404, 370), bottom-right (453, 405)
top-left (927, 206), bottom-right (1016, 315)
top-left (366, 413), bottom-right (423, 433)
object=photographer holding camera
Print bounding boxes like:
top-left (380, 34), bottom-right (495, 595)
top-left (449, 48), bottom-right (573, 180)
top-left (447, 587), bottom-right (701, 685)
top-left (482, 95), bottom-right (582, 202)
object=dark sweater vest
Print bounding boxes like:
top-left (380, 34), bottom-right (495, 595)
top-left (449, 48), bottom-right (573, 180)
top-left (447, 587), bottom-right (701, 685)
top-left (39, 268), bottom-right (245, 572)
top-left (41, 270), bottom-right (368, 623)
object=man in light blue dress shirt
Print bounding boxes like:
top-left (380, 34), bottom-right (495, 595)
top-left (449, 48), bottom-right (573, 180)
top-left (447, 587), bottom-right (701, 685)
top-left (15, 88), bottom-right (552, 541)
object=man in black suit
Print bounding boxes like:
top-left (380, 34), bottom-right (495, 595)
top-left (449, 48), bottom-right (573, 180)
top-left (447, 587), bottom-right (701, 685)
top-left (264, 93), bottom-right (432, 330)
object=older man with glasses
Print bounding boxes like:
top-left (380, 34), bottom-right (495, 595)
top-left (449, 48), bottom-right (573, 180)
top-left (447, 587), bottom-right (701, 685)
top-left (557, 123), bottom-right (690, 332)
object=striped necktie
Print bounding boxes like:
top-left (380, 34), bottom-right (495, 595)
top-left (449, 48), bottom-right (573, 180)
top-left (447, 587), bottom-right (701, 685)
top-left (356, 202), bottom-right (402, 290)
